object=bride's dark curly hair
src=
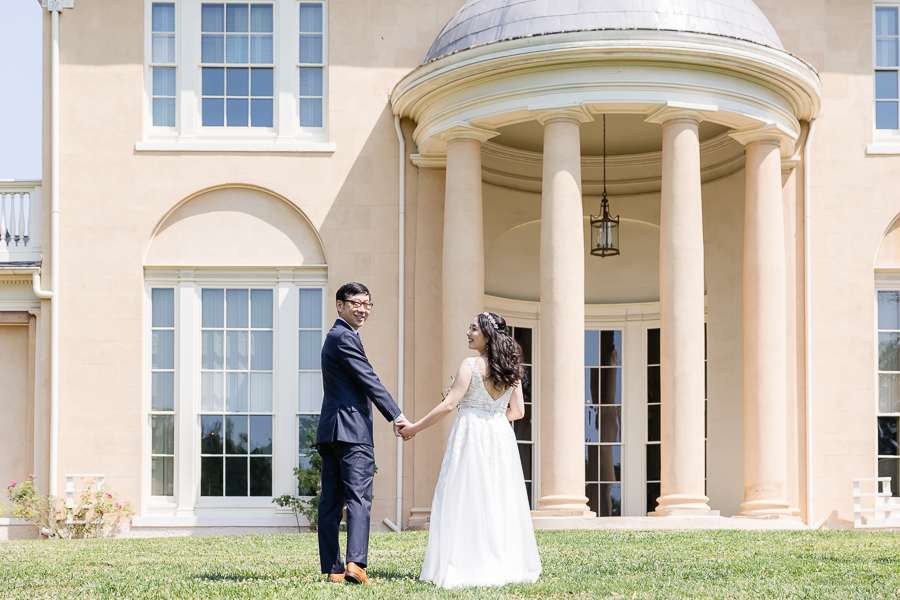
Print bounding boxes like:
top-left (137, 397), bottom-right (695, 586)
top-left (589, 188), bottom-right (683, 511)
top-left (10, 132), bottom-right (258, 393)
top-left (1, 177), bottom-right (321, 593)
top-left (476, 312), bottom-right (524, 388)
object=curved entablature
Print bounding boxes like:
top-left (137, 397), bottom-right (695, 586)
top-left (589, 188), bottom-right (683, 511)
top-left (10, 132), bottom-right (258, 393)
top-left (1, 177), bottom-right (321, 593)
top-left (392, 30), bottom-right (821, 159)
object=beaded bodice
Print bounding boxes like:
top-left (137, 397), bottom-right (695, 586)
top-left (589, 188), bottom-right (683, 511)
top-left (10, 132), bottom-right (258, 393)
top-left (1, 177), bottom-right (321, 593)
top-left (459, 357), bottom-right (513, 414)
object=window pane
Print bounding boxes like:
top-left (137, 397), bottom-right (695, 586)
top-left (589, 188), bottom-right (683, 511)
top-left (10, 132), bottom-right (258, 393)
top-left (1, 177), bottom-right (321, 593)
top-left (647, 328), bottom-right (660, 364)
top-left (201, 372), bottom-right (224, 412)
top-left (152, 415), bottom-right (175, 455)
top-left (201, 457), bottom-right (223, 496)
top-left (226, 98), bottom-right (249, 126)
top-left (251, 4), bottom-right (274, 32)
top-left (250, 457), bottom-right (272, 496)
top-left (586, 483), bottom-right (598, 516)
top-left (521, 365), bottom-right (531, 402)
top-left (647, 365), bottom-right (661, 404)
top-left (226, 35), bottom-right (249, 64)
top-left (646, 482), bottom-right (660, 515)
top-left (202, 98), bottom-right (224, 126)
top-left (202, 330), bottom-right (224, 370)
top-left (201, 34), bottom-right (225, 63)
top-left (880, 332), bottom-right (900, 371)
top-left (646, 444), bottom-right (661, 481)
top-left (584, 406), bottom-right (599, 443)
top-left (298, 415), bottom-right (319, 453)
top-left (251, 330), bottom-right (274, 370)
top-left (202, 68), bottom-right (225, 98)
top-left (225, 457), bottom-right (248, 496)
top-left (600, 406), bottom-right (621, 443)
top-left (299, 68), bottom-right (323, 97)
top-left (881, 373), bottom-right (900, 414)
top-left (877, 7), bottom-right (899, 36)
top-left (879, 416), bottom-right (899, 456)
top-left (153, 97), bottom-right (176, 127)
top-left (152, 330), bottom-right (175, 370)
top-left (877, 101), bottom-right (899, 130)
top-left (599, 483), bottom-right (621, 517)
top-left (152, 33), bottom-right (176, 63)
top-left (202, 289), bottom-right (224, 327)
top-left (250, 372), bottom-right (273, 412)
top-left (299, 330), bottom-right (322, 370)
top-left (152, 3), bottom-right (176, 32)
top-left (648, 404), bottom-right (661, 442)
top-left (584, 330), bottom-right (599, 366)
top-left (251, 99), bottom-right (273, 127)
top-left (585, 368), bottom-right (598, 405)
top-left (202, 4), bottom-right (225, 32)
top-left (249, 415), bottom-right (272, 454)
top-left (585, 444), bottom-right (598, 481)
top-left (299, 3), bottom-right (323, 32)
top-left (250, 35), bottom-right (274, 63)
top-left (513, 403), bottom-right (531, 441)
top-left (226, 371), bottom-right (248, 413)
top-left (151, 456), bottom-right (174, 496)
top-left (879, 291), bottom-right (900, 330)
top-left (600, 368), bottom-right (622, 405)
top-left (152, 68), bottom-right (176, 97)
top-left (877, 71), bottom-right (899, 100)
top-left (226, 415), bottom-right (248, 455)
top-left (299, 34), bottom-right (323, 64)
top-left (299, 97), bottom-right (323, 127)
top-left (519, 443), bottom-right (532, 481)
top-left (298, 371), bottom-right (322, 413)
top-left (298, 288), bottom-right (322, 328)
top-left (226, 3), bottom-right (249, 32)
top-left (600, 445), bottom-right (621, 483)
top-left (250, 68), bottom-right (274, 97)
top-left (201, 415), bottom-right (223, 454)
top-left (250, 289), bottom-right (273, 328)
top-left (226, 289), bottom-right (249, 328)
top-left (226, 68), bottom-right (250, 98)
top-left (152, 288), bottom-right (175, 328)
top-left (152, 371), bottom-right (175, 411)
top-left (226, 331), bottom-right (249, 370)
top-left (878, 458), bottom-right (900, 497)
top-left (600, 331), bottom-right (622, 366)
top-left (877, 38), bottom-right (899, 68)
top-left (513, 327), bottom-right (532, 363)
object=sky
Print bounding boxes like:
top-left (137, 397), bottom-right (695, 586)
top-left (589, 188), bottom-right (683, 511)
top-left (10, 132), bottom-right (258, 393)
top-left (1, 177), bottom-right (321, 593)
top-left (0, 0), bottom-right (42, 181)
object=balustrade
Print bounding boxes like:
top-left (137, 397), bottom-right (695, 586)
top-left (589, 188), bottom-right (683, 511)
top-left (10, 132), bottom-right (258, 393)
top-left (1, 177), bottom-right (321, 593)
top-left (0, 183), bottom-right (42, 263)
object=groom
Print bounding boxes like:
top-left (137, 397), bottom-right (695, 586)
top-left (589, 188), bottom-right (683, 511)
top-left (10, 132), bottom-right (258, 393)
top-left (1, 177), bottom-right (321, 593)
top-left (315, 282), bottom-right (410, 585)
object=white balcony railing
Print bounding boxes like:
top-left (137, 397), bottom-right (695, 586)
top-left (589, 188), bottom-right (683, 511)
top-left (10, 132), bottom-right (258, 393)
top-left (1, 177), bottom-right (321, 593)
top-left (0, 181), bottom-right (41, 263)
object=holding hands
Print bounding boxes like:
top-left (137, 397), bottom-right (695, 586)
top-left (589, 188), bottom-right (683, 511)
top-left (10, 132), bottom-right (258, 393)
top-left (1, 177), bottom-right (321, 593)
top-left (393, 417), bottom-right (416, 440)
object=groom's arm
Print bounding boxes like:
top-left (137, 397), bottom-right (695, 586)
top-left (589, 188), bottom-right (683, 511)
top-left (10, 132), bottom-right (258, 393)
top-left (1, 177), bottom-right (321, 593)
top-left (336, 331), bottom-right (403, 423)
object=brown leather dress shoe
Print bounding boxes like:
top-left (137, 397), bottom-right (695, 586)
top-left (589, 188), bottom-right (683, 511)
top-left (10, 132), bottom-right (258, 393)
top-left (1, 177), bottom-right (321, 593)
top-left (345, 562), bottom-right (370, 585)
top-left (327, 573), bottom-right (345, 582)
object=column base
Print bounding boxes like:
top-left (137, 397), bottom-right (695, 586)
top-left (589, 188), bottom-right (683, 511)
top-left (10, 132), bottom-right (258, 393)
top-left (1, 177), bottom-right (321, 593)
top-left (535, 495), bottom-right (593, 517)
top-left (651, 493), bottom-right (713, 516)
top-left (739, 499), bottom-right (795, 517)
top-left (407, 507), bottom-right (431, 527)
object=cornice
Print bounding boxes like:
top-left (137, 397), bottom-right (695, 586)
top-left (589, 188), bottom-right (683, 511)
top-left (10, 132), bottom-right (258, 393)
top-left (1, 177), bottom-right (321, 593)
top-left (410, 153), bottom-right (447, 169)
top-left (439, 122), bottom-right (500, 143)
top-left (729, 122), bottom-right (797, 148)
top-left (645, 101), bottom-right (718, 125)
top-left (530, 104), bottom-right (594, 125)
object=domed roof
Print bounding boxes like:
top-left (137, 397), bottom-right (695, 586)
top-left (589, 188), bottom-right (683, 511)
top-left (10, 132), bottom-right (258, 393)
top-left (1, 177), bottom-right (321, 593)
top-left (425, 0), bottom-right (783, 62)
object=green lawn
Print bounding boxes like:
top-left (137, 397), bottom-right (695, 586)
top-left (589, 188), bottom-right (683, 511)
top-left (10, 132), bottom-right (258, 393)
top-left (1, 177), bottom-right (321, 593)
top-left (1, 529), bottom-right (899, 599)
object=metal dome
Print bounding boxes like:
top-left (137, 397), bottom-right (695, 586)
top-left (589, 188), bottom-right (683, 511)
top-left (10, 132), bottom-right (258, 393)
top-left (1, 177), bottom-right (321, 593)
top-left (425, 0), bottom-right (784, 62)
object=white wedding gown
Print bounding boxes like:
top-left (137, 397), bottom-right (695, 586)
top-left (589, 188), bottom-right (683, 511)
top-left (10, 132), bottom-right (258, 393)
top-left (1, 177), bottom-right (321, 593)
top-left (420, 357), bottom-right (542, 589)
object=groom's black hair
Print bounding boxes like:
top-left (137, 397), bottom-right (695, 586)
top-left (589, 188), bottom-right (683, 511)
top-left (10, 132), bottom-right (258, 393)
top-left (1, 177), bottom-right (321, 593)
top-left (336, 282), bottom-right (371, 302)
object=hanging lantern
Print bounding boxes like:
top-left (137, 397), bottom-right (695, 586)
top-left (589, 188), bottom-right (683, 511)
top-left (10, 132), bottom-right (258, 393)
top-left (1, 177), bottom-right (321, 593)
top-left (590, 114), bottom-right (620, 258)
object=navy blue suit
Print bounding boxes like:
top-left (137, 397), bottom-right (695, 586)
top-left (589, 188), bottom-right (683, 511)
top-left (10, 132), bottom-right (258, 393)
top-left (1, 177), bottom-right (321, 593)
top-left (316, 319), bottom-right (401, 573)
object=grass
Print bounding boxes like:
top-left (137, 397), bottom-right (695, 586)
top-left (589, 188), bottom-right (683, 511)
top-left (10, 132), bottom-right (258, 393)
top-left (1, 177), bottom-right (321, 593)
top-left (1, 529), bottom-right (899, 599)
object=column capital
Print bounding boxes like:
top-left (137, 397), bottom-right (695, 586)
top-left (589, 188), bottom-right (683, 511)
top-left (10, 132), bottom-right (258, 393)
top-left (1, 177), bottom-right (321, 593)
top-left (728, 123), bottom-right (797, 152)
top-left (42, 0), bottom-right (74, 10)
top-left (781, 154), bottom-right (802, 174)
top-left (410, 153), bottom-right (447, 169)
top-left (530, 104), bottom-right (593, 126)
top-left (438, 122), bottom-right (500, 144)
top-left (645, 101), bottom-right (717, 125)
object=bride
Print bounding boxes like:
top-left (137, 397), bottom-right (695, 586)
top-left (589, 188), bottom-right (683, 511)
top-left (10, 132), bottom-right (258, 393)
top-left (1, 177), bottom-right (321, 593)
top-left (399, 311), bottom-right (542, 589)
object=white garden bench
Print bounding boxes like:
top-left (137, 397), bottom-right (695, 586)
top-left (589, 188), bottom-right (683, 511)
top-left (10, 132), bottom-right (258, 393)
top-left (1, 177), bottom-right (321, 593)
top-left (852, 477), bottom-right (900, 528)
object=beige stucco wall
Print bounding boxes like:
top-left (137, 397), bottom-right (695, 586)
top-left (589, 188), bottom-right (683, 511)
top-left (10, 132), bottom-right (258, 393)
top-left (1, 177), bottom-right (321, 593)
top-left (0, 325), bottom-right (30, 507)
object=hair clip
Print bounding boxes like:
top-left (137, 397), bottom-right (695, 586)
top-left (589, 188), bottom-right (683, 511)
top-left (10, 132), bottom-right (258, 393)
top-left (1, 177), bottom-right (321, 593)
top-left (481, 312), bottom-right (500, 330)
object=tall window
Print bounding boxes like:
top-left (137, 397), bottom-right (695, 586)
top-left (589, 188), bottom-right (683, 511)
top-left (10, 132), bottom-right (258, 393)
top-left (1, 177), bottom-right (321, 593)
top-left (511, 326), bottom-right (534, 508)
top-left (150, 288), bottom-right (176, 497)
top-left (151, 3), bottom-right (176, 127)
top-left (298, 2), bottom-right (324, 128)
top-left (877, 6), bottom-right (900, 130)
top-left (646, 327), bottom-right (661, 515)
top-left (878, 290), bottom-right (900, 495)
top-left (297, 288), bottom-right (323, 493)
top-left (199, 288), bottom-right (274, 497)
top-left (585, 329), bottom-right (623, 517)
top-left (200, 2), bottom-right (275, 128)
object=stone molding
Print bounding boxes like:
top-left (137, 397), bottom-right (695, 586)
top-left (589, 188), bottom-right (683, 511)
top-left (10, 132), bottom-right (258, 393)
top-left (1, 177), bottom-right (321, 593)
top-left (529, 104), bottom-right (594, 126)
top-left (410, 153), bottom-right (447, 169)
top-left (729, 123), bottom-right (797, 154)
top-left (645, 101), bottom-right (718, 125)
top-left (438, 123), bottom-right (499, 143)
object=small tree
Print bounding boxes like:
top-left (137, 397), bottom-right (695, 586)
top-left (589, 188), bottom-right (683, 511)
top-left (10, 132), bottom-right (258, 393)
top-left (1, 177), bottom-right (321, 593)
top-left (273, 428), bottom-right (322, 532)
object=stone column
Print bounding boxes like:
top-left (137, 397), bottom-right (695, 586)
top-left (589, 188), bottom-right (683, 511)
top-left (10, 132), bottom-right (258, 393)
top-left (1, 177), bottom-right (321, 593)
top-left (533, 107), bottom-right (592, 516)
top-left (730, 126), bottom-right (795, 516)
top-left (646, 104), bottom-right (715, 515)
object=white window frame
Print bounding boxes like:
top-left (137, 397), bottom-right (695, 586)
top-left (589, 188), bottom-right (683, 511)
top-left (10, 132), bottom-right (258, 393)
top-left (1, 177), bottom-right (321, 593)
top-left (869, 2), bottom-right (900, 153)
top-left (140, 268), bottom-right (326, 522)
top-left (138, 0), bottom-right (334, 153)
top-left (875, 274), bottom-right (900, 494)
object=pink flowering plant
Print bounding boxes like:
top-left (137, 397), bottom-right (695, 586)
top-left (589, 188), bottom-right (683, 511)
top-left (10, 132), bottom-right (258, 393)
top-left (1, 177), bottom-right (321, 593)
top-left (4, 474), bottom-right (54, 536)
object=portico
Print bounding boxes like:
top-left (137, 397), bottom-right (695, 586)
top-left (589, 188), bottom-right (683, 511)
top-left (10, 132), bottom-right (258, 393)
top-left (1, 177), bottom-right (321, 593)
top-left (392, 4), bottom-right (820, 524)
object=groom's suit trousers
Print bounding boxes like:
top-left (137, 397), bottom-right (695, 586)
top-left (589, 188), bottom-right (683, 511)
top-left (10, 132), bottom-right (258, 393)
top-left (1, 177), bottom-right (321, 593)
top-left (317, 440), bottom-right (375, 573)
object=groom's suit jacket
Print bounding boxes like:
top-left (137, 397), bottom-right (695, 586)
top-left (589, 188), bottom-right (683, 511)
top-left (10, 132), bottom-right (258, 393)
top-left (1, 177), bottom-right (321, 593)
top-left (315, 319), bottom-right (402, 447)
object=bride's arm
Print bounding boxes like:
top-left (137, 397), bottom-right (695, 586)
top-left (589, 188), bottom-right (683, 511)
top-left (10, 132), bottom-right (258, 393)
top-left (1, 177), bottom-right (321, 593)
top-left (505, 382), bottom-right (525, 421)
top-left (400, 359), bottom-right (472, 437)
